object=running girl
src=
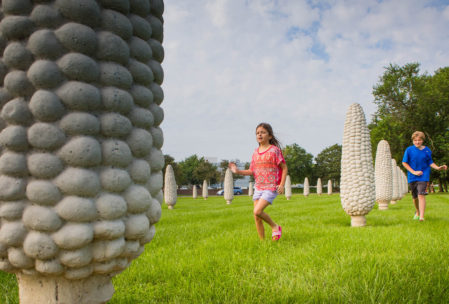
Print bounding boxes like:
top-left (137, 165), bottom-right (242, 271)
top-left (229, 122), bottom-right (287, 241)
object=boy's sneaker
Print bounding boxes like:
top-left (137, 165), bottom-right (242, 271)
top-left (413, 214), bottom-right (420, 220)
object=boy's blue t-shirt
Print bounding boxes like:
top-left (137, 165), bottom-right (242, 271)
top-left (402, 145), bottom-right (434, 183)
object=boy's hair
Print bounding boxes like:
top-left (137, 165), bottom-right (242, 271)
top-left (256, 122), bottom-right (282, 149)
top-left (411, 131), bottom-right (425, 141)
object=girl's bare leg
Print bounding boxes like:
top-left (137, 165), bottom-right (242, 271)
top-left (413, 198), bottom-right (419, 216)
top-left (253, 200), bottom-right (265, 239)
top-left (418, 195), bottom-right (426, 220)
top-left (253, 199), bottom-right (279, 239)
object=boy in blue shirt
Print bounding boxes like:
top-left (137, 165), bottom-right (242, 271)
top-left (402, 131), bottom-right (447, 221)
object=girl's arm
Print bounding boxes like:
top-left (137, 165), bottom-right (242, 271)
top-left (430, 163), bottom-right (448, 171)
top-left (277, 162), bottom-right (288, 194)
top-left (402, 162), bottom-right (423, 176)
top-left (229, 162), bottom-right (253, 176)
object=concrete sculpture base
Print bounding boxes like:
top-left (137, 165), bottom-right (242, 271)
top-left (351, 215), bottom-right (366, 227)
top-left (168, 205), bottom-right (174, 209)
top-left (17, 275), bottom-right (114, 304)
top-left (378, 201), bottom-right (389, 210)
top-left (226, 200), bottom-right (231, 204)
top-left (390, 200), bottom-right (397, 205)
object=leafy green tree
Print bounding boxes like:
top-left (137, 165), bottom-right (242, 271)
top-left (314, 144), bottom-right (342, 186)
top-left (425, 67), bottom-right (449, 190)
top-left (369, 62), bottom-right (428, 160)
top-left (178, 155), bottom-right (201, 186)
top-left (282, 144), bottom-right (313, 184)
top-left (369, 63), bottom-right (449, 191)
top-left (178, 155), bottom-right (220, 186)
top-left (194, 160), bottom-right (220, 186)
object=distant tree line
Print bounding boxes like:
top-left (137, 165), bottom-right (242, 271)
top-left (163, 143), bottom-right (342, 188)
top-left (164, 62), bottom-right (449, 191)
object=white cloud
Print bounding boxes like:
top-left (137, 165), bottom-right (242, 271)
top-left (161, 0), bottom-right (449, 162)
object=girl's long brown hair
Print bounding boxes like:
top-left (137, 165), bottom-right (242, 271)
top-left (256, 122), bottom-right (282, 149)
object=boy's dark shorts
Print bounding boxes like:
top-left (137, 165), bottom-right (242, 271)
top-left (410, 181), bottom-right (428, 199)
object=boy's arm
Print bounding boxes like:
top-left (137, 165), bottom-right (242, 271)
top-left (430, 163), bottom-right (448, 171)
top-left (402, 162), bottom-right (423, 176)
top-left (277, 162), bottom-right (288, 194)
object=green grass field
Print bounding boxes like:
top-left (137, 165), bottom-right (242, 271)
top-left (2, 193), bottom-right (449, 303)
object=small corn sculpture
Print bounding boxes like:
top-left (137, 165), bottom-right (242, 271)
top-left (396, 166), bottom-right (405, 201)
top-left (0, 0), bottom-right (164, 302)
top-left (202, 180), bottom-right (208, 200)
top-left (192, 185), bottom-right (197, 199)
top-left (327, 180), bottom-right (332, 195)
top-left (248, 182), bottom-right (254, 196)
top-left (164, 165), bottom-right (177, 209)
top-left (316, 178), bottom-right (322, 195)
top-left (285, 175), bottom-right (292, 200)
top-left (340, 103), bottom-right (375, 227)
top-left (374, 140), bottom-right (393, 210)
top-left (401, 170), bottom-right (408, 195)
top-left (303, 177), bottom-right (310, 197)
top-left (223, 168), bottom-right (233, 204)
top-left (390, 159), bottom-right (400, 204)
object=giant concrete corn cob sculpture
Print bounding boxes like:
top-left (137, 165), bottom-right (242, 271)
top-left (303, 177), bottom-right (309, 196)
top-left (164, 165), bottom-right (176, 209)
top-left (327, 180), bottom-right (332, 195)
top-left (0, 0), bottom-right (164, 302)
top-left (340, 103), bottom-right (375, 227)
top-left (223, 168), bottom-right (233, 204)
top-left (374, 140), bottom-right (393, 210)
top-left (285, 175), bottom-right (292, 200)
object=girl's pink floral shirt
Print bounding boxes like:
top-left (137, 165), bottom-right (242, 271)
top-left (250, 145), bottom-right (285, 191)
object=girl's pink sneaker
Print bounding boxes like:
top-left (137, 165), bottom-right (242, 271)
top-left (272, 226), bottom-right (282, 241)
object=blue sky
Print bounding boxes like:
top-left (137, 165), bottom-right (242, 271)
top-left (161, 0), bottom-right (449, 163)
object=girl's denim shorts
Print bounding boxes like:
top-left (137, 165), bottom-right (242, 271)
top-left (253, 189), bottom-right (278, 204)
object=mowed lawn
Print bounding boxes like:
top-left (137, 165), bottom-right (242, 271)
top-left (2, 193), bottom-right (449, 303)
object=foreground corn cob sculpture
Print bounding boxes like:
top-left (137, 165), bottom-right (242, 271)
top-left (0, 1), bottom-right (164, 302)
top-left (285, 175), bottom-right (292, 200)
top-left (327, 180), bottom-right (332, 195)
top-left (164, 165), bottom-right (177, 209)
top-left (374, 140), bottom-right (393, 210)
top-left (223, 168), bottom-right (233, 204)
top-left (340, 103), bottom-right (375, 227)
top-left (192, 185), bottom-right (197, 199)
top-left (303, 177), bottom-right (310, 196)
top-left (202, 180), bottom-right (208, 200)
top-left (316, 178), bottom-right (322, 195)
